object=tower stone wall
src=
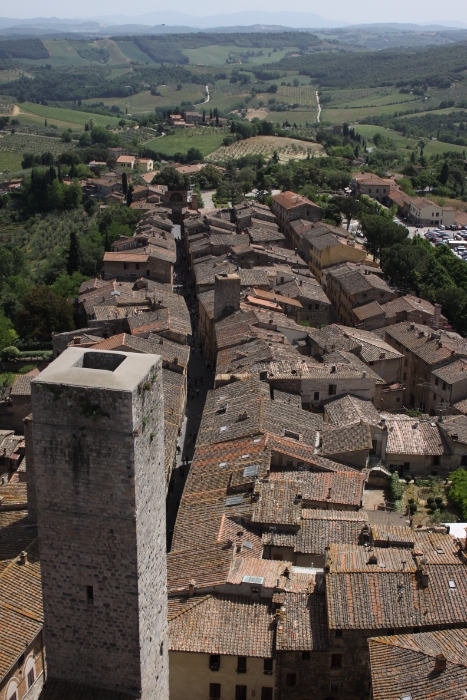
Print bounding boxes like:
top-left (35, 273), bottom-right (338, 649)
top-left (214, 273), bottom-right (241, 320)
top-left (31, 348), bottom-right (168, 699)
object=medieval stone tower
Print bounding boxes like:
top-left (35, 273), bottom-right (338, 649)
top-left (31, 348), bottom-right (168, 698)
top-left (214, 272), bottom-right (241, 320)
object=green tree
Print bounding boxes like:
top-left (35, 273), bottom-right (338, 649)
top-left (361, 214), bottom-right (409, 261)
top-left (0, 310), bottom-right (17, 351)
top-left (122, 171), bottom-right (128, 196)
top-left (126, 184), bottom-right (134, 207)
top-left (335, 197), bottom-right (362, 231)
top-left (153, 166), bottom-right (189, 190)
top-left (51, 272), bottom-right (87, 298)
top-left (16, 286), bottom-right (74, 340)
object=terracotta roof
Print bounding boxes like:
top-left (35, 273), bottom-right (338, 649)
top-left (323, 394), bottom-right (382, 428)
top-left (252, 480), bottom-right (302, 526)
top-left (384, 416), bottom-right (449, 457)
top-left (167, 542), bottom-right (234, 593)
top-left (269, 469), bottom-right (365, 508)
top-left (273, 191), bottom-right (320, 211)
top-left (369, 629), bottom-right (467, 700)
top-left (370, 524), bottom-right (415, 547)
top-left (116, 155), bottom-right (136, 163)
top-left (439, 414), bottom-right (467, 444)
top-left (10, 369), bottom-right (40, 396)
top-left (353, 300), bottom-right (385, 321)
top-left (103, 252), bottom-right (150, 263)
top-left (432, 358), bottom-right (467, 385)
top-left (320, 424), bottom-right (373, 456)
top-left (252, 288), bottom-right (303, 308)
top-left (385, 322), bottom-right (467, 367)
top-left (276, 591), bottom-right (328, 651)
top-left (169, 593), bottom-right (275, 657)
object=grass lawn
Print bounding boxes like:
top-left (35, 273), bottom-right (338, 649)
top-left (143, 128), bottom-right (226, 157)
top-left (18, 103), bottom-right (122, 128)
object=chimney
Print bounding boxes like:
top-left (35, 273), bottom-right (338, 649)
top-left (19, 551), bottom-right (27, 566)
top-left (190, 193), bottom-right (199, 211)
top-left (188, 579), bottom-right (196, 597)
top-left (434, 653), bottom-right (446, 673)
top-left (433, 303), bottom-right (442, 327)
top-left (331, 365), bottom-right (337, 374)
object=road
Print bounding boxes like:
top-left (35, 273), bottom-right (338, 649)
top-left (316, 91), bottom-right (321, 123)
top-left (201, 189), bottom-right (216, 209)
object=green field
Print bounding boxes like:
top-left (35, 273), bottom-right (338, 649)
top-left (84, 86), bottom-right (207, 115)
top-left (268, 110), bottom-right (318, 126)
top-left (19, 103), bottom-right (122, 128)
top-left (275, 85), bottom-right (317, 107)
top-left (37, 40), bottom-right (89, 67)
top-left (115, 41), bottom-right (158, 64)
top-left (0, 151), bottom-right (23, 172)
top-left (94, 39), bottom-right (131, 64)
top-left (144, 128), bottom-right (226, 157)
top-left (356, 125), bottom-right (467, 156)
top-left (182, 45), bottom-right (297, 66)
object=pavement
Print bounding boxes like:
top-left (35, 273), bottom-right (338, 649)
top-left (201, 189), bottom-right (216, 209)
top-left (166, 233), bottom-right (215, 549)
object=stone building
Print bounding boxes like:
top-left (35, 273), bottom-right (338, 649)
top-left (271, 191), bottom-right (322, 241)
top-left (31, 348), bottom-right (169, 699)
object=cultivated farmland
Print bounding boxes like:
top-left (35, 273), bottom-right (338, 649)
top-left (144, 127), bottom-right (226, 157)
top-left (205, 135), bottom-right (324, 163)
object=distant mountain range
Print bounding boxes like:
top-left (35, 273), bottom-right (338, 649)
top-left (0, 13), bottom-right (466, 36)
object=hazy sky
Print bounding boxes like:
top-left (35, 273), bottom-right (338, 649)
top-left (2, 0), bottom-right (464, 25)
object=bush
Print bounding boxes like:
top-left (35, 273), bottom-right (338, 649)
top-left (427, 496), bottom-right (435, 505)
top-left (435, 496), bottom-right (444, 505)
top-left (404, 473), bottom-right (412, 483)
top-left (390, 473), bottom-right (403, 504)
top-left (1, 346), bottom-right (19, 360)
top-left (438, 502), bottom-right (446, 511)
top-left (408, 498), bottom-right (415, 505)
top-left (18, 364), bottom-right (37, 374)
top-left (409, 503), bottom-right (418, 514)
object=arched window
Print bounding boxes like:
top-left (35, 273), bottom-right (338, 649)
top-left (7, 680), bottom-right (18, 700)
top-left (25, 655), bottom-right (36, 688)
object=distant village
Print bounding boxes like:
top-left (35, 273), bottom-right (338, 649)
top-left (2, 154), bottom-right (467, 700)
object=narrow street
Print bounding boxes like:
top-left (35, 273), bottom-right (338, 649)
top-left (166, 225), bottom-right (214, 548)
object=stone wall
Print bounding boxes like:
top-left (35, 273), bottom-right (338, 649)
top-left (31, 349), bottom-right (169, 699)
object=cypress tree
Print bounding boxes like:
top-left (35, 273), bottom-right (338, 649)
top-left (122, 171), bottom-right (128, 196)
top-left (67, 230), bottom-right (79, 275)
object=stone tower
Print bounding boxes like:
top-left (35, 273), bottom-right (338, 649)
top-left (31, 348), bottom-right (168, 699)
top-left (214, 272), bottom-right (241, 320)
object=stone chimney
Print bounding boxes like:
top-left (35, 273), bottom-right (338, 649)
top-left (434, 653), bottom-right (446, 673)
top-left (190, 193), bottom-right (198, 211)
top-left (188, 579), bottom-right (196, 597)
top-left (19, 551), bottom-right (28, 566)
top-left (214, 273), bottom-right (240, 320)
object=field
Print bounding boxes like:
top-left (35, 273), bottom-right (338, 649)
top-left (182, 45), bottom-right (298, 66)
top-left (0, 133), bottom-right (75, 173)
top-left (17, 103), bottom-right (123, 129)
top-left (0, 150), bottom-right (23, 173)
top-left (114, 41), bottom-right (158, 64)
top-left (205, 135), bottom-right (324, 164)
top-left (35, 40), bottom-right (89, 67)
top-left (267, 110), bottom-right (318, 127)
top-left (144, 127), bottom-right (227, 157)
top-left (275, 85), bottom-right (318, 107)
top-left (84, 86), bottom-right (208, 116)
top-left (356, 125), bottom-right (467, 157)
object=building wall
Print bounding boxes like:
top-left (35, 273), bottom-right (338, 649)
top-left (169, 651), bottom-right (275, 700)
top-left (23, 415), bottom-right (37, 523)
top-left (103, 257), bottom-right (173, 285)
top-left (365, 357), bottom-right (401, 385)
top-left (0, 634), bottom-right (45, 700)
top-left (31, 349), bottom-right (168, 698)
top-left (309, 243), bottom-right (367, 284)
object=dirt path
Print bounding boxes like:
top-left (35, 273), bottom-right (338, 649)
top-left (316, 91), bottom-right (321, 123)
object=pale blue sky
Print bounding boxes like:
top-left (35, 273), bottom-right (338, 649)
top-left (1, 1), bottom-right (464, 26)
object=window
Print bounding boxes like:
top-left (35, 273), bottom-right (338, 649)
top-left (6, 682), bottom-right (18, 700)
top-left (302, 651), bottom-right (311, 660)
top-left (443, 382), bottom-right (446, 391)
top-left (146, 270), bottom-right (150, 276)
top-left (235, 686), bottom-right (247, 700)
top-left (284, 430), bottom-right (300, 440)
top-left (26, 655), bottom-right (36, 688)
top-left (261, 689), bottom-right (273, 700)
top-left (135, 263), bottom-right (140, 270)
top-left (210, 683), bottom-right (221, 700)
top-left (86, 585), bottom-right (94, 606)
top-left (461, 455), bottom-right (467, 466)
top-left (328, 385), bottom-right (337, 396)
top-left (331, 654), bottom-right (342, 668)
top-left (330, 681), bottom-right (340, 692)
top-left (286, 674), bottom-right (296, 687)
top-left (433, 456), bottom-right (440, 466)
top-left (209, 654), bottom-right (220, 671)
top-left (263, 658), bottom-right (273, 675)
top-left (314, 392), bottom-right (320, 401)
top-left (435, 377), bottom-right (439, 386)
top-left (315, 303), bottom-right (320, 310)
top-left (237, 657), bottom-right (247, 673)
top-left (308, 303), bottom-right (313, 310)
top-left (335, 629), bottom-right (343, 637)
top-left (123, 263), bottom-right (128, 270)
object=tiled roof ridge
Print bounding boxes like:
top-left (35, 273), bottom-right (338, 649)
top-left (370, 633), bottom-right (467, 667)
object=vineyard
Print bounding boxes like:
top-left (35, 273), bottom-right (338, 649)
top-left (205, 135), bottom-right (324, 164)
top-left (275, 85), bottom-right (318, 107)
top-left (0, 133), bottom-right (76, 172)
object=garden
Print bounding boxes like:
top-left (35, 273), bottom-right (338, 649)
top-left (389, 472), bottom-right (463, 526)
